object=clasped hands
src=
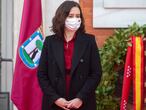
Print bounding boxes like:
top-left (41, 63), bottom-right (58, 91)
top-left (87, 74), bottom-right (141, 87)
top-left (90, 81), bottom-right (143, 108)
top-left (55, 98), bottom-right (83, 110)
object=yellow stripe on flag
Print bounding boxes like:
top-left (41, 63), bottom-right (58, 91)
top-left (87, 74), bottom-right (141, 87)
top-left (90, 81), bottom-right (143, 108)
top-left (135, 37), bottom-right (141, 110)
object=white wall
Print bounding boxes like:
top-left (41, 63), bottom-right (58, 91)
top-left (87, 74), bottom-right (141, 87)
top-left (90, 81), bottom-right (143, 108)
top-left (13, 0), bottom-right (23, 62)
top-left (93, 0), bottom-right (146, 28)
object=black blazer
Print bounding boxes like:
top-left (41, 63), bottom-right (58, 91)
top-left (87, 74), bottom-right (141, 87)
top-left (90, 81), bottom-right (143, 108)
top-left (37, 32), bottom-right (102, 110)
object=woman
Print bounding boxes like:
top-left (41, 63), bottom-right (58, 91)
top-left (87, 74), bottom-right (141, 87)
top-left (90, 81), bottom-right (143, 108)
top-left (37, 1), bottom-right (102, 110)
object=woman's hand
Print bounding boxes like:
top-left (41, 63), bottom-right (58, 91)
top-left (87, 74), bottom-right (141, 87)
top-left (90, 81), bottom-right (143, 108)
top-left (55, 98), bottom-right (70, 110)
top-left (66, 98), bottom-right (83, 109)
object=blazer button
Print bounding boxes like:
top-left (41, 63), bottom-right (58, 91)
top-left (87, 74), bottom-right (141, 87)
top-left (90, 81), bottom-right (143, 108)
top-left (80, 58), bottom-right (84, 63)
top-left (79, 75), bottom-right (83, 79)
top-left (52, 60), bottom-right (56, 64)
top-left (55, 77), bottom-right (59, 81)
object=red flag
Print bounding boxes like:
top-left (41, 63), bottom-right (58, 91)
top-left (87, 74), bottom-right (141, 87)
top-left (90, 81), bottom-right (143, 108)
top-left (11, 0), bottom-right (43, 110)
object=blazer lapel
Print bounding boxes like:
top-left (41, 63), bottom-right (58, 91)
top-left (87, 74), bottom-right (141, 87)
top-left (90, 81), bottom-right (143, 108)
top-left (51, 37), bottom-right (65, 77)
top-left (71, 33), bottom-right (88, 76)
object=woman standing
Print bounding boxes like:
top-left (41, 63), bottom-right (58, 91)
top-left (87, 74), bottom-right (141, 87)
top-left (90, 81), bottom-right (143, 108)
top-left (37, 1), bottom-right (102, 110)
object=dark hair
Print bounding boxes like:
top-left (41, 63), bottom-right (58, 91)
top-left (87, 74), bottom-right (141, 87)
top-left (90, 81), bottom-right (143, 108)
top-left (51, 1), bottom-right (85, 38)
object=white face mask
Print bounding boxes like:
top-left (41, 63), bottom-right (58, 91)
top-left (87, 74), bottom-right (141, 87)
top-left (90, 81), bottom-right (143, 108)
top-left (65, 18), bottom-right (81, 31)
